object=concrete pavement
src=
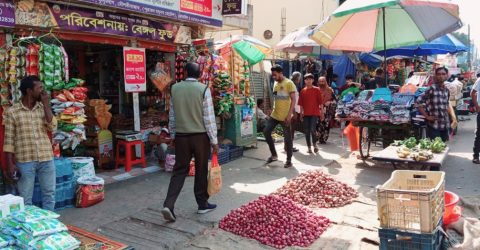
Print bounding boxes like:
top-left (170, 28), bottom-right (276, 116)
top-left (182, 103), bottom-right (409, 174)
top-left (60, 116), bottom-right (480, 249)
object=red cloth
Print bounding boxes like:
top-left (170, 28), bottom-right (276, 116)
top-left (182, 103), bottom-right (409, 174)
top-left (343, 123), bottom-right (360, 151)
top-left (298, 87), bottom-right (323, 116)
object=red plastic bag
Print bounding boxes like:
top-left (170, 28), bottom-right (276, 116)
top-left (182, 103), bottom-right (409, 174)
top-left (76, 180), bottom-right (105, 208)
top-left (188, 159), bottom-right (195, 176)
top-left (343, 123), bottom-right (360, 152)
top-left (207, 154), bottom-right (222, 196)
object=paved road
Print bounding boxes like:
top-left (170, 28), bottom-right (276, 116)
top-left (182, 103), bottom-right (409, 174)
top-left (60, 117), bottom-right (480, 249)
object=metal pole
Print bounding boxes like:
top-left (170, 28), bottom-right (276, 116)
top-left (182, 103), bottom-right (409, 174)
top-left (383, 7), bottom-right (388, 86)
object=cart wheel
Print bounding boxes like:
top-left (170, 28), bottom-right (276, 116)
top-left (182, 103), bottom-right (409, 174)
top-left (359, 127), bottom-right (371, 159)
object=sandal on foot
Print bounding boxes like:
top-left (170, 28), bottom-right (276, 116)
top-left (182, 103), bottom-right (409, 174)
top-left (284, 162), bottom-right (293, 168)
top-left (473, 159), bottom-right (480, 164)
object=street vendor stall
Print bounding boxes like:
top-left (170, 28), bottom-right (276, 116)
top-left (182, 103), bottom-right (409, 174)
top-left (336, 88), bottom-right (416, 158)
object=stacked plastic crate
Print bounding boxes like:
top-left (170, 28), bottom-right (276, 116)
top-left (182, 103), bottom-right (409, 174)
top-left (376, 170), bottom-right (445, 250)
top-left (32, 158), bottom-right (75, 210)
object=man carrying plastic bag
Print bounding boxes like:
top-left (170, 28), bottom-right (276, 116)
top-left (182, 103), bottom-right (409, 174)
top-left (207, 154), bottom-right (222, 196)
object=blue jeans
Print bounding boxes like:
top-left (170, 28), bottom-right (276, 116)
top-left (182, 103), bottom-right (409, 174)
top-left (17, 160), bottom-right (56, 211)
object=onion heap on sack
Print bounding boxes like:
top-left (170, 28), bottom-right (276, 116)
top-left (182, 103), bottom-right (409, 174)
top-left (219, 195), bottom-right (330, 249)
top-left (274, 171), bottom-right (358, 208)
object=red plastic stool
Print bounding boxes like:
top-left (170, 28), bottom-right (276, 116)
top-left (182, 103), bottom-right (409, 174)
top-left (115, 140), bottom-right (147, 172)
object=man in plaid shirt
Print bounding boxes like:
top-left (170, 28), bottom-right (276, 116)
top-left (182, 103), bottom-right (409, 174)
top-left (416, 67), bottom-right (458, 142)
top-left (3, 76), bottom-right (57, 210)
top-left (162, 62), bottom-right (219, 222)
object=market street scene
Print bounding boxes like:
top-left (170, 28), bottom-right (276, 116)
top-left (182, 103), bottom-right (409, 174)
top-left (0, 0), bottom-right (480, 249)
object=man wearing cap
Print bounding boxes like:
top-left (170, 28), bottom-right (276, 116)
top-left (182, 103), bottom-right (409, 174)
top-left (298, 74), bottom-right (323, 153)
top-left (264, 65), bottom-right (297, 168)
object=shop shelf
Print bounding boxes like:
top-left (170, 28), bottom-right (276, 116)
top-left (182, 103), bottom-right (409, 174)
top-left (377, 170), bottom-right (445, 233)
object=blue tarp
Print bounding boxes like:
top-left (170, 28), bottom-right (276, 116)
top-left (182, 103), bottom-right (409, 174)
top-left (333, 55), bottom-right (356, 87)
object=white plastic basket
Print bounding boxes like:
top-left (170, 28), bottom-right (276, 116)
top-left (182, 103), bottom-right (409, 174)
top-left (376, 170), bottom-right (445, 233)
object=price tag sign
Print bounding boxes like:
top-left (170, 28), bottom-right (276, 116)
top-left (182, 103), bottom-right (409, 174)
top-left (123, 47), bottom-right (146, 93)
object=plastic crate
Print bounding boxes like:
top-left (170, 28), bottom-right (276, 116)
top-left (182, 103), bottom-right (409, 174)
top-left (379, 222), bottom-right (443, 250)
top-left (377, 170), bottom-right (445, 233)
top-left (227, 145), bottom-right (244, 161)
top-left (217, 145), bottom-right (230, 165)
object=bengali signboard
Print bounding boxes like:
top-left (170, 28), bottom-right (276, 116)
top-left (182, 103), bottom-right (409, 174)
top-left (15, 2), bottom-right (192, 43)
top-left (0, 0), bottom-right (15, 28)
top-left (222, 0), bottom-right (246, 15)
top-left (178, 0), bottom-right (223, 27)
top-left (123, 47), bottom-right (147, 93)
top-left (75, 0), bottom-right (179, 20)
top-left (74, 0), bottom-right (223, 27)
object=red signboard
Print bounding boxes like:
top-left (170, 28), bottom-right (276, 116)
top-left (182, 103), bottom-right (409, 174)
top-left (123, 47), bottom-right (146, 93)
top-left (180, 0), bottom-right (212, 17)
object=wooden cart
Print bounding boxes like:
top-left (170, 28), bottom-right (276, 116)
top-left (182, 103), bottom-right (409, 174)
top-left (338, 118), bottom-right (412, 159)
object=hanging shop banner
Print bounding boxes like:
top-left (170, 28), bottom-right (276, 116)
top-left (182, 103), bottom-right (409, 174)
top-left (178, 0), bottom-right (223, 27)
top-left (0, 0), bottom-right (15, 28)
top-left (222, 0), bottom-right (247, 16)
top-left (123, 47), bottom-right (147, 93)
top-left (15, 2), bottom-right (192, 43)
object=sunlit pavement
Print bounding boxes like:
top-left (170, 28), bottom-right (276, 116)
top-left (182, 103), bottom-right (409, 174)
top-left (59, 116), bottom-right (480, 249)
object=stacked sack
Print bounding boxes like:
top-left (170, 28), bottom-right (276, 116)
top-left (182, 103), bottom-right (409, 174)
top-left (51, 79), bottom-right (88, 151)
top-left (0, 204), bottom-right (80, 250)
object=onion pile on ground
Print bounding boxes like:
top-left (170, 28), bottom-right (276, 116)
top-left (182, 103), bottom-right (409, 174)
top-left (274, 170), bottom-right (358, 208)
top-left (219, 195), bottom-right (330, 249)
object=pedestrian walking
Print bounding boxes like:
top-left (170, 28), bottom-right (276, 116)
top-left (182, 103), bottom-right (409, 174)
top-left (3, 76), bottom-right (57, 211)
top-left (298, 74), bottom-right (323, 153)
top-left (161, 62), bottom-right (219, 222)
top-left (470, 75), bottom-right (480, 164)
top-left (264, 65), bottom-right (296, 168)
top-left (317, 77), bottom-right (335, 144)
top-left (416, 67), bottom-right (457, 142)
top-left (289, 72), bottom-right (302, 153)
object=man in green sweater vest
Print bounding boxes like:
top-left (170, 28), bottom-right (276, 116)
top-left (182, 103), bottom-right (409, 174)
top-left (161, 63), bottom-right (219, 222)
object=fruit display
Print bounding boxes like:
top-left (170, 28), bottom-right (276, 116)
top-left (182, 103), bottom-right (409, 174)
top-left (219, 195), bottom-right (330, 249)
top-left (274, 171), bottom-right (358, 208)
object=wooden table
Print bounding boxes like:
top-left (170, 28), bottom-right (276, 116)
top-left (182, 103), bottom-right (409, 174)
top-left (372, 146), bottom-right (449, 170)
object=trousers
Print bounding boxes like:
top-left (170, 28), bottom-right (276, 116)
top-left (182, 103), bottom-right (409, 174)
top-left (17, 160), bottom-right (56, 211)
top-left (164, 133), bottom-right (210, 210)
top-left (303, 116), bottom-right (319, 147)
top-left (264, 117), bottom-right (293, 162)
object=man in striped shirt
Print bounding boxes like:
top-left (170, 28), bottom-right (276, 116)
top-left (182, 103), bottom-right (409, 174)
top-left (162, 62), bottom-right (218, 222)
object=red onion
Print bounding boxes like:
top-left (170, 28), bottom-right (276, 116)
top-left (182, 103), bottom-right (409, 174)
top-left (219, 195), bottom-right (330, 249)
top-left (274, 170), bottom-right (358, 208)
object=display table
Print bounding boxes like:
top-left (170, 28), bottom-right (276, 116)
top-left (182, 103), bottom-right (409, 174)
top-left (372, 146), bottom-right (449, 170)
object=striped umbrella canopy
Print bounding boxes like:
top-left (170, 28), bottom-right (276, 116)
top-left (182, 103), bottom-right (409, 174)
top-left (309, 0), bottom-right (462, 52)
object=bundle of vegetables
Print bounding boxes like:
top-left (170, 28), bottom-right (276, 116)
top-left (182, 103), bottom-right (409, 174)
top-left (393, 137), bottom-right (446, 154)
top-left (274, 170), bottom-right (358, 208)
top-left (51, 79), bottom-right (87, 150)
top-left (219, 195), bottom-right (330, 249)
top-left (396, 145), bottom-right (434, 161)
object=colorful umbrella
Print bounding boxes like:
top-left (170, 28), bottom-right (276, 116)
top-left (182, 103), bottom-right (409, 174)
top-left (215, 35), bottom-right (272, 55)
top-left (309, 0), bottom-right (462, 52)
top-left (374, 33), bottom-right (468, 57)
top-left (275, 25), bottom-right (341, 56)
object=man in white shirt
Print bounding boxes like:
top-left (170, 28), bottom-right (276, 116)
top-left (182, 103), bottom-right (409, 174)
top-left (470, 75), bottom-right (480, 164)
